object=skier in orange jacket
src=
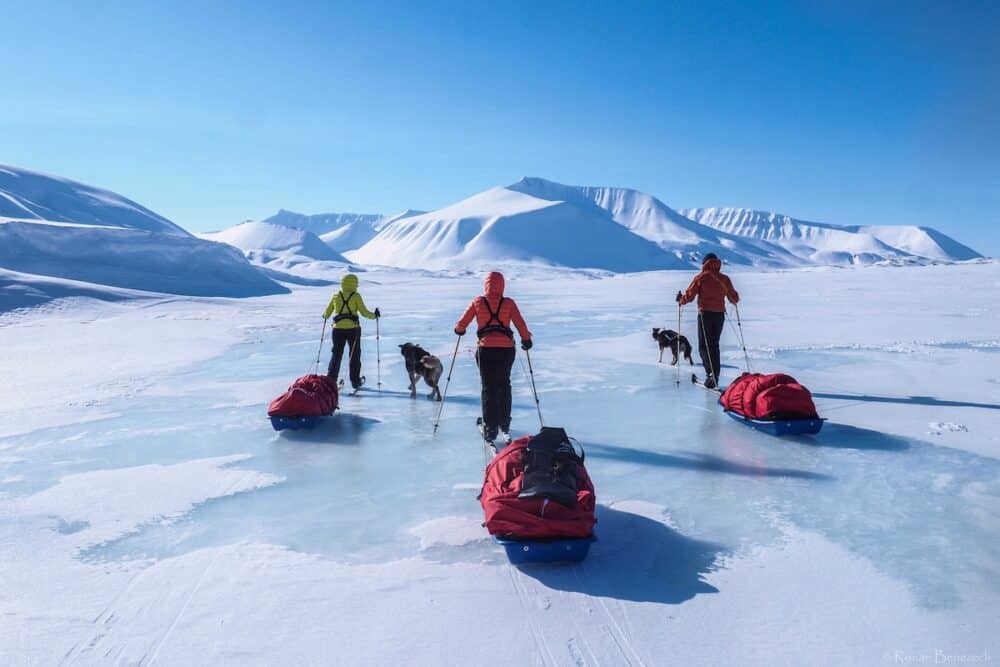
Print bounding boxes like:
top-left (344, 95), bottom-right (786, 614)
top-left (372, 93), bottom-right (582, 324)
top-left (455, 271), bottom-right (532, 444)
top-left (679, 254), bottom-right (739, 389)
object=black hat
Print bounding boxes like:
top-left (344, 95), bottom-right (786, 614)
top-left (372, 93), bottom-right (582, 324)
top-left (702, 253), bottom-right (719, 263)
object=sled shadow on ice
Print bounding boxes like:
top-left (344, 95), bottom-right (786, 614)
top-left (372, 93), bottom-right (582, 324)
top-left (813, 391), bottom-right (1000, 411)
top-left (584, 442), bottom-right (831, 481)
top-left (275, 413), bottom-right (380, 445)
top-left (518, 505), bottom-right (724, 604)
top-left (796, 422), bottom-right (911, 451)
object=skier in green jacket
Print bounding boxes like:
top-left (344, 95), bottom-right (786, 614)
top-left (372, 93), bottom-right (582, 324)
top-left (322, 273), bottom-right (379, 390)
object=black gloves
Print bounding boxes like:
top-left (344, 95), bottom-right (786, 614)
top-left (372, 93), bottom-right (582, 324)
top-left (521, 339), bottom-right (533, 351)
top-left (454, 328), bottom-right (465, 336)
top-left (374, 308), bottom-right (381, 318)
top-left (675, 291), bottom-right (683, 304)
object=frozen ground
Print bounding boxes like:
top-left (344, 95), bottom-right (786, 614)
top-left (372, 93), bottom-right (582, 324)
top-left (1, 263), bottom-right (998, 665)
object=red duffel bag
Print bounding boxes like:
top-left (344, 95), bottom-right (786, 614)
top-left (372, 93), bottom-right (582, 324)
top-left (480, 427), bottom-right (596, 540)
top-left (721, 372), bottom-right (818, 421)
top-left (267, 374), bottom-right (339, 418)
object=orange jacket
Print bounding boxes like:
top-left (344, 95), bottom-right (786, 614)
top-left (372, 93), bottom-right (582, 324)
top-left (680, 257), bottom-right (739, 312)
top-left (455, 272), bottom-right (532, 348)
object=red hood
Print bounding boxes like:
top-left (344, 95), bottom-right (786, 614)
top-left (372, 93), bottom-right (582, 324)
top-left (484, 271), bottom-right (505, 300)
top-left (702, 257), bottom-right (722, 273)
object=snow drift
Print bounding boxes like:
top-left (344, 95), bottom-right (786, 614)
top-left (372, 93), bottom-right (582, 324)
top-left (0, 165), bottom-right (286, 308)
top-left (1, 164), bottom-right (187, 235)
top-left (347, 186), bottom-right (682, 272)
top-left (0, 219), bottom-right (288, 298)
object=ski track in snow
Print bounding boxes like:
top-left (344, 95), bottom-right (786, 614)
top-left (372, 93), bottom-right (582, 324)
top-left (1, 263), bottom-right (999, 664)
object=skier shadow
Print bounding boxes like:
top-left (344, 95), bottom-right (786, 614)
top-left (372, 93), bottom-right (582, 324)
top-left (813, 392), bottom-right (1000, 411)
top-left (517, 505), bottom-right (725, 604)
top-left (791, 422), bottom-right (911, 452)
top-left (584, 442), bottom-right (831, 481)
top-left (276, 413), bottom-right (379, 445)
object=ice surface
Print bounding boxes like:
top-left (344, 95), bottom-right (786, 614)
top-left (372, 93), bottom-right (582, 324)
top-left (1, 262), bottom-right (998, 664)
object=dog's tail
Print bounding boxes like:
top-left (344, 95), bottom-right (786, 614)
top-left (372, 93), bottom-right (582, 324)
top-left (420, 355), bottom-right (440, 369)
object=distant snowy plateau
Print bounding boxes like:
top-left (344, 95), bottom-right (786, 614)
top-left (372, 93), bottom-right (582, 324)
top-left (1, 164), bottom-right (996, 665)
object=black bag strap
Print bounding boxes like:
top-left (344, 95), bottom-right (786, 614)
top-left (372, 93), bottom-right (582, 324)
top-left (477, 297), bottom-right (514, 339)
top-left (482, 296), bottom-right (504, 325)
top-left (338, 292), bottom-right (356, 314)
top-left (333, 292), bottom-right (360, 323)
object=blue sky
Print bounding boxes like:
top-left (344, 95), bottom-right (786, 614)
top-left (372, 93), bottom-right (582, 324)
top-left (2, 1), bottom-right (998, 253)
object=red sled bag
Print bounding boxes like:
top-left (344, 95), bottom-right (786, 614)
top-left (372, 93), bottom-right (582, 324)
top-left (721, 372), bottom-right (818, 421)
top-left (267, 374), bottom-right (339, 418)
top-left (480, 427), bottom-right (596, 540)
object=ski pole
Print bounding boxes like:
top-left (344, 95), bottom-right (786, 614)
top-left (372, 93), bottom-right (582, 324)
top-left (376, 314), bottom-right (382, 392)
top-left (525, 348), bottom-right (544, 428)
top-left (313, 319), bottom-right (328, 375)
top-left (675, 291), bottom-right (683, 387)
top-left (433, 335), bottom-right (463, 435)
top-left (733, 303), bottom-right (752, 373)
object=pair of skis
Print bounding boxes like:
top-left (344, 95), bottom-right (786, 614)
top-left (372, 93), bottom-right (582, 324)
top-left (691, 373), bottom-right (723, 394)
top-left (476, 417), bottom-right (511, 457)
top-left (337, 377), bottom-right (367, 396)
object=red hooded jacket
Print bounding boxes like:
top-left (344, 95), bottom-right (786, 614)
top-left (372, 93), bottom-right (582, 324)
top-left (680, 257), bottom-right (740, 313)
top-left (455, 272), bottom-right (531, 348)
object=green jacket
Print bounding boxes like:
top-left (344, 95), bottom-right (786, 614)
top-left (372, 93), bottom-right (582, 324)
top-left (322, 274), bottom-right (376, 329)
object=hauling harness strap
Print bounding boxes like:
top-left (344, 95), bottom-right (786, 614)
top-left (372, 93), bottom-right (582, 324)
top-left (476, 297), bottom-right (514, 339)
top-left (333, 291), bottom-right (360, 324)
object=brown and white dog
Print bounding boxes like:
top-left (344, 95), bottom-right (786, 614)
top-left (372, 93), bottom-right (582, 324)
top-left (399, 343), bottom-right (443, 401)
top-left (652, 328), bottom-right (694, 366)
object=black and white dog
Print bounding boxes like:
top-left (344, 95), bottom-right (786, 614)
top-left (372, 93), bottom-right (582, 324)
top-left (652, 328), bottom-right (694, 366)
top-left (399, 343), bottom-right (444, 401)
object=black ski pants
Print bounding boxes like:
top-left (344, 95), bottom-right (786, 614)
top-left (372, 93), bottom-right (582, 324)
top-left (476, 346), bottom-right (516, 431)
top-left (328, 327), bottom-right (363, 388)
top-left (697, 311), bottom-right (725, 380)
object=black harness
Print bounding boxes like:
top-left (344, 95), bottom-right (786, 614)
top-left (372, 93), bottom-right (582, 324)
top-left (332, 291), bottom-right (360, 324)
top-left (476, 297), bottom-right (514, 339)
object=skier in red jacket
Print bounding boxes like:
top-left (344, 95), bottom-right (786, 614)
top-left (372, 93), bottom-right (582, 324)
top-left (679, 253), bottom-right (740, 389)
top-left (455, 272), bottom-right (532, 445)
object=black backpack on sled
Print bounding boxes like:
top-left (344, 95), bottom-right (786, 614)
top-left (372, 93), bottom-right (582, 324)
top-left (518, 427), bottom-right (585, 507)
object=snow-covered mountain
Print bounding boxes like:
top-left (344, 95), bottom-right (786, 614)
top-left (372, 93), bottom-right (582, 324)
top-left (263, 208), bottom-right (426, 254)
top-left (378, 209), bottom-right (426, 230)
top-left (347, 185), bottom-right (683, 272)
top-left (508, 178), bottom-right (801, 267)
top-left (344, 177), bottom-right (981, 271)
top-left (202, 221), bottom-right (348, 264)
top-left (679, 207), bottom-right (983, 265)
top-left (0, 165), bottom-right (286, 310)
top-left (319, 220), bottom-right (379, 253)
top-left (1, 165), bottom-right (187, 235)
top-left (263, 209), bottom-right (383, 236)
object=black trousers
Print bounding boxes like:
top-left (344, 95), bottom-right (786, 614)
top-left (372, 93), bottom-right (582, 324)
top-left (476, 346), bottom-right (516, 431)
top-left (697, 311), bottom-right (725, 380)
top-left (328, 327), bottom-right (362, 387)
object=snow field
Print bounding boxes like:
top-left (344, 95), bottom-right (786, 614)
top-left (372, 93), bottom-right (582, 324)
top-left (1, 263), bottom-right (998, 665)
